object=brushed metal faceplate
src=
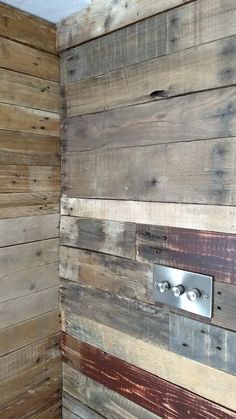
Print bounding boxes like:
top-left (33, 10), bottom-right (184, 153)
top-left (153, 264), bottom-right (213, 318)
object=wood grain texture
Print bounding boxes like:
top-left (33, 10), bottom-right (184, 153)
top-left (0, 103), bottom-right (59, 136)
top-left (0, 310), bottom-right (60, 357)
top-left (0, 130), bottom-right (60, 166)
top-left (60, 216), bottom-right (136, 259)
top-left (57, 0), bottom-right (193, 51)
top-left (63, 367), bottom-right (160, 419)
top-left (63, 392), bottom-right (104, 419)
top-left (213, 282), bottom-right (236, 331)
top-left (0, 36), bottom-right (58, 80)
top-left (0, 214), bottom-right (59, 247)
top-left (62, 334), bottom-right (236, 419)
top-left (60, 246), bottom-right (152, 303)
top-left (61, 0), bottom-right (236, 82)
top-left (0, 69), bottom-right (59, 113)
top-left (136, 224), bottom-right (236, 284)
top-left (0, 2), bottom-right (57, 54)
top-left (169, 314), bottom-right (236, 375)
top-left (61, 281), bottom-right (168, 348)
top-left (63, 36), bottom-right (236, 116)
top-left (61, 197), bottom-right (236, 234)
top-left (62, 86), bottom-right (236, 153)
top-left (0, 192), bottom-right (60, 219)
top-left (32, 401), bottom-right (62, 419)
top-left (62, 137), bottom-right (236, 205)
top-left (62, 315), bottom-right (236, 411)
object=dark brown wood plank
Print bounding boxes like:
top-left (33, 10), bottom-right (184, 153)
top-left (62, 86), bottom-right (236, 153)
top-left (61, 281), bottom-right (168, 348)
top-left (169, 313), bottom-right (236, 375)
top-left (136, 224), bottom-right (236, 284)
top-left (62, 334), bottom-right (236, 419)
top-left (62, 137), bottom-right (236, 206)
top-left (60, 246), bottom-right (152, 303)
top-left (60, 216), bottom-right (136, 259)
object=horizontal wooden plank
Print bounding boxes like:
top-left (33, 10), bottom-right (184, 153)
top-left (0, 310), bottom-right (60, 356)
top-left (61, 0), bottom-right (236, 82)
top-left (0, 130), bottom-right (60, 166)
top-left (32, 401), bottom-right (61, 419)
top-left (64, 36), bottom-right (236, 116)
top-left (0, 286), bottom-right (59, 330)
top-left (0, 192), bottom-right (60, 219)
top-left (61, 281), bottom-right (168, 348)
top-left (136, 224), bottom-right (236, 284)
top-left (0, 3), bottom-right (57, 54)
top-left (0, 36), bottom-right (58, 80)
top-left (62, 315), bottom-right (236, 411)
top-left (62, 137), bottom-right (236, 205)
top-left (61, 197), bottom-right (236, 234)
top-left (57, 0), bottom-right (192, 50)
top-left (0, 261), bottom-right (59, 303)
top-left (0, 214), bottom-right (59, 247)
top-left (169, 314), bottom-right (236, 375)
top-left (0, 165), bottom-right (60, 193)
top-left (0, 103), bottom-right (59, 136)
top-left (63, 367), bottom-right (160, 419)
top-left (62, 86), bottom-right (236, 152)
top-left (60, 246), bottom-right (152, 303)
top-left (0, 238), bottom-right (58, 275)
top-left (60, 216), bottom-right (136, 259)
top-left (63, 392), bottom-right (104, 419)
top-left (213, 282), bottom-right (236, 331)
top-left (62, 334), bottom-right (236, 419)
top-left (0, 68), bottom-right (59, 113)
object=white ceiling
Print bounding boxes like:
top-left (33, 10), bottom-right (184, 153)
top-left (3, 0), bottom-right (91, 23)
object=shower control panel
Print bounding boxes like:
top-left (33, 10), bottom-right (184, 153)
top-left (153, 265), bottom-right (213, 318)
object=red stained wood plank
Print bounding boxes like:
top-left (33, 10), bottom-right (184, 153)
top-left (62, 333), bottom-right (236, 419)
top-left (136, 225), bottom-right (236, 284)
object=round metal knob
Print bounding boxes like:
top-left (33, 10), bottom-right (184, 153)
top-left (187, 288), bottom-right (201, 301)
top-left (157, 281), bottom-right (170, 293)
top-left (172, 285), bottom-right (185, 297)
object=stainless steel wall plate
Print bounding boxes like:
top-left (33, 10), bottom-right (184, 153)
top-left (153, 264), bottom-right (213, 318)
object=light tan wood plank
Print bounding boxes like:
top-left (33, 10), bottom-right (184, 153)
top-left (61, 197), bottom-right (236, 234)
top-left (0, 261), bottom-right (59, 303)
top-left (64, 36), bottom-right (236, 116)
top-left (32, 401), bottom-right (62, 419)
top-left (0, 165), bottom-right (60, 193)
top-left (0, 69), bottom-right (59, 112)
top-left (0, 36), bottom-right (58, 80)
top-left (0, 310), bottom-right (60, 357)
top-left (62, 138), bottom-right (236, 205)
top-left (0, 103), bottom-right (59, 136)
top-left (0, 130), bottom-right (60, 166)
top-left (0, 192), bottom-right (60, 219)
top-left (0, 3), bottom-right (57, 54)
top-left (62, 86), bottom-right (236, 152)
top-left (63, 368), bottom-right (160, 419)
top-left (0, 286), bottom-right (59, 330)
top-left (0, 214), bottom-right (59, 247)
top-left (57, 0), bottom-right (192, 51)
top-left (63, 315), bottom-right (236, 411)
top-left (0, 238), bottom-right (58, 275)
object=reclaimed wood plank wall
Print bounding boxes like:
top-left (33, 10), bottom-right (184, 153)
top-left (58, 0), bottom-right (236, 417)
top-left (0, 4), bottom-right (61, 418)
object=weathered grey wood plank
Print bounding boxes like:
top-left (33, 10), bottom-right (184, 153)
top-left (63, 392), bottom-right (104, 418)
top-left (61, 281), bottom-right (168, 348)
top-left (60, 246), bottom-right (152, 303)
top-left (213, 282), bottom-right (236, 331)
top-left (62, 137), bottom-right (236, 205)
top-left (63, 366), bottom-right (160, 419)
top-left (61, 86), bottom-right (236, 153)
top-left (60, 216), bottom-right (136, 259)
top-left (64, 36), bottom-right (236, 116)
top-left (169, 314), bottom-right (236, 375)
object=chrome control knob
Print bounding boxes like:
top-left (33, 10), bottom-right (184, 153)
top-left (157, 281), bottom-right (170, 293)
top-left (172, 285), bottom-right (185, 297)
top-left (187, 288), bottom-right (201, 301)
